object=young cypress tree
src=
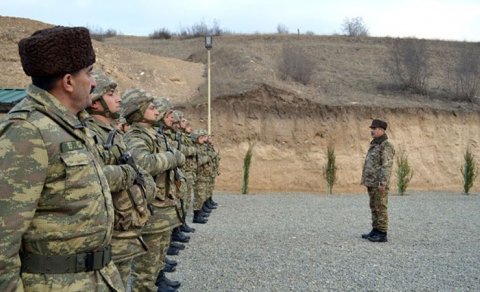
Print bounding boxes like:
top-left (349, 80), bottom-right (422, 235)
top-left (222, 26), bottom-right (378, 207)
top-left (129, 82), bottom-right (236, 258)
top-left (461, 147), bottom-right (477, 195)
top-left (242, 143), bottom-right (255, 194)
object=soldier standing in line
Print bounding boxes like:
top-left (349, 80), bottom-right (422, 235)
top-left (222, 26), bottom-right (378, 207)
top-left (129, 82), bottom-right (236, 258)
top-left (0, 27), bottom-right (124, 291)
top-left (122, 89), bottom-right (183, 292)
top-left (171, 111), bottom-right (197, 233)
top-left (205, 135), bottom-right (220, 209)
top-left (178, 116), bottom-right (199, 230)
top-left (361, 119), bottom-right (395, 243)
top-left (84, 71), bottom-right (157, 287)
top-left (192, 129), bottom-right (213, 223)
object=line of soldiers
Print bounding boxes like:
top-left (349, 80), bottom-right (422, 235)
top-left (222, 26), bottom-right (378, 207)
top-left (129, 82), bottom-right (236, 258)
top-left (0, 26), bottom-right (219, 292)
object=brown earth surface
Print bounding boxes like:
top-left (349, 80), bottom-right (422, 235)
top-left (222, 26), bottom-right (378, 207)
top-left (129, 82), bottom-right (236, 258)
top-left (1, 16), bottom-right (479, 193)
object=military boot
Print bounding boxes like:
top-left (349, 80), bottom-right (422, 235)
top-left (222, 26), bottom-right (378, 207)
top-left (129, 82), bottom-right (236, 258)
top-left (164, 262), bottom-right (176, 273)
top-left (171, 227), bottom-right (190, 243)
top-left (180, 222), bottom-right (196, 233)
top-left (361, 229), bottom-right (377, 239)
top-left (193, 210), bottom-right (208, 224)
top-left (367, 231), bottom-right (388, 242)
top-left (205, 199), bottom-right (217, 209)
top-left (165, 257), bottom-right (177, 266)
top-left (170, 241), bottom-right (185, 250)
top-left (167, 245), bottom-right (180, 256)
top-left (156, 270), bottom-right (181, 289)
top-left (157, 280), bottom-right (177, 292)
top-left (201, 203), bottom-right (212, 213)
top-left (208, 197), bottom-right (218, 206)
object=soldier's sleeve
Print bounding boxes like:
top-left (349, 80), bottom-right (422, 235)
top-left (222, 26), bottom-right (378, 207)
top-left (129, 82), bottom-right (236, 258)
top-left (103, 164), bottom-right (137, 193)
top-left (0, 120), bottom-right (48, 291)
top-left (181, 144), bottom-right (197, 157)
top-left (197, 150), bottom-right (211, 166)
top-left (125, 132), bottom-right (176, 177)
top-left (380, 142), bottom-right (395, 186)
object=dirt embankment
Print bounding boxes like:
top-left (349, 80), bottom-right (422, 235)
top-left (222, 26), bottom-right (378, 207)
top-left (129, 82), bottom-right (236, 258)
top-left (184, 84), bottom-right (480, 193)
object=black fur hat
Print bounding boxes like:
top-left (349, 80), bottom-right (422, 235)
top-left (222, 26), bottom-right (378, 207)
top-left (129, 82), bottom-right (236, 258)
top-left (18, 26), bottom-right (96, 77)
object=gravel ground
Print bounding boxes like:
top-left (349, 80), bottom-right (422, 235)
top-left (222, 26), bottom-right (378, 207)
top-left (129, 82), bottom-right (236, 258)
top-left (166, 192), bottom-right (480, 291)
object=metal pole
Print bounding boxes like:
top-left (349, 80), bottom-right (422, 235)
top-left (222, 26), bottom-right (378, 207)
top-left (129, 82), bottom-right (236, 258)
top-left (207, 49), bottom-right (211, 135)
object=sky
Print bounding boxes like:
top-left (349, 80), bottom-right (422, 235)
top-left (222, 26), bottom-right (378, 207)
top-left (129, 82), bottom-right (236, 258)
top-left (2, 0), bottom-right (480, 41)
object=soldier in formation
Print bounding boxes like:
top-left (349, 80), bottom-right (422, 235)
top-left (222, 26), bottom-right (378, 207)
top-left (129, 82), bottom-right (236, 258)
top-left (0, 26), bottom-right (124, 291)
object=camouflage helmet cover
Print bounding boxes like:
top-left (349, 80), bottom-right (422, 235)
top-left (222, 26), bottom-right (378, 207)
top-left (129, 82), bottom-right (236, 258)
top-left (121, 88), bottom-right (154, 121)
top-left (190, 128), bottom-right (208, 141)
top-left (172, 110), bottom-right (184, 123)
top-left (153, 96), bottom-right (173, 118)
top-left (91, 70), bottom-right (117, 101)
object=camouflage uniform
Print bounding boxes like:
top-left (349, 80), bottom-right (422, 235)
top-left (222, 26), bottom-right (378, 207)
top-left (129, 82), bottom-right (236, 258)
top-left (361, 133), bottom-right (395, 233)
top-left (194, 131), bottom-right (212, 211)
top-left (122, 89), bottom-right (183, 291)
top-left (179, 130), bottom-right (198, 215)
top-left (206, 141), bottom-right (220, 203)
top-left (85, 72), bottom-right (157, 287)
top-left (0, 85), bottom-right (123, 291)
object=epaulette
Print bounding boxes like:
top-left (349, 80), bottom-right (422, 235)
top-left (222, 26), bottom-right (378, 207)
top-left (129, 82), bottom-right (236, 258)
top-left (8, 109), bottom-right (33, 121)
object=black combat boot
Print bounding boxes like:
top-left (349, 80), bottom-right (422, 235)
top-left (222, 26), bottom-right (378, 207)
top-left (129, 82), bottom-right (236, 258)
top-left (165, 257), bottom-right (177, 266)
top-left (367, 230), bottom-right (388, 242)
top-left (156, 270), bottom-right (181, 290)
top-left (201, 203), bottom-right (212, 213)
top-left (193, 210), bottom-right (208, 224)
top-left (171, 227), bottom-right (190, 243)
top-left (170, 241), bottom-right (185, 250)
top-left (167, 245), bottom-right (180, 256)
top-left (205, 199), bottom-right (217, 209)
top-left (208, 197), bottom-right (218, 206)
top-left (157, 280), bottom-right (177, 292)
top-left (180, 222), bottom-right (196, 233)
top-left (361, 229), bottom-right (377, 239)
top-left (164, 262), bottom-right (176, 273)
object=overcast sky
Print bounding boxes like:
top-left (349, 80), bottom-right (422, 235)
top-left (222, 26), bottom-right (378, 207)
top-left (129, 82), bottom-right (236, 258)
top-left (2, 0), bottom-right (479, 41)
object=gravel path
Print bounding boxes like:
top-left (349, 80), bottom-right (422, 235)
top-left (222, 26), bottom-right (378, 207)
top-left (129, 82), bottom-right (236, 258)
top-left (167, 192), bottom-right (480, 291)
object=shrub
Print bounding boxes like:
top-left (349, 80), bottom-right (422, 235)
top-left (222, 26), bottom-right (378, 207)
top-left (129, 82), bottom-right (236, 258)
top-left (323, 145), bottom-right (337, 195)
top-left (277, 23), bottom-right (289, 34)
top-left (278, 46), bottom-right (315, 85)
top-left (341, 17), bottom-right (369, 37)
top-left (149, 28), bottom-right (172, 39)
top-left (88, 27), bottom-right (117, 42)
top-left (396, 147), bottom-right (414, 195)
top-left (179, 19), bottom-right (222, 39)
top-left (242, 143), bottom-right (255, 194)
top-left (386, 38), bottom-right (429, 95)
top-left (450, 42), bottom-right (480, 101)
top-left (461, 147), bottom-right (477, 194)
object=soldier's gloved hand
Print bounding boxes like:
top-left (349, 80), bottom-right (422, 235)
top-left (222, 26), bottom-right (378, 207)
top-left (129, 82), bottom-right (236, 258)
top-left (122, 164), bottom-right (138, 188)
top-left (173, 149), bottom-right (185, 167)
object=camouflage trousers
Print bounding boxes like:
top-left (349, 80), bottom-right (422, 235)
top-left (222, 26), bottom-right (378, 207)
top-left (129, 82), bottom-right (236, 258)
top-left (22, 261), bottom-right (124, 292)
top-left (367, 186), bottom-right (389, 232)
top-left (111, 232), bottom-right (148, 288)
top-left (130, 204), bottom-right (179, 292)
top-left (182, 171), bottom-right (196, 214)
top-left (193, 179), bottom-right (209, 210)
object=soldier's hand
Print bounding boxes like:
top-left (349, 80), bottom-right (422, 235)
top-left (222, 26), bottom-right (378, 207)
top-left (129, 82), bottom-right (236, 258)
top-left (378, 185), bottom-right (386, 194)
top-left (174, 149), bottom-right (185, 167)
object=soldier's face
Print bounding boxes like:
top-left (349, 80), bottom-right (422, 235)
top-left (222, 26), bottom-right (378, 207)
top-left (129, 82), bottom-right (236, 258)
top-left (103, 89), bottom-right (121, 113)
top-left (143, 103), bottom-right (159, 122)
top-left (71, 65), bottom-right (96, 111)
top-left (163, 111), bottom-right (174, 127)
top-left (180, 119), bottom-right (188, 129)
top-left (370, 127), bottom-right (385, 138)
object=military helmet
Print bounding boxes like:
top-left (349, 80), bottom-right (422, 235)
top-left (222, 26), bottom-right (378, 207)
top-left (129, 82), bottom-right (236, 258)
top-left (91, 70), bottom-right (117, 101)
top-left (121, 88), bottom-right (154, 123)
top-left (191, 128), bottom-right (208, 141)
top-left (153, 97), bottom-right (172, 118)
top-left (172, 110), bottom-right (184, 123)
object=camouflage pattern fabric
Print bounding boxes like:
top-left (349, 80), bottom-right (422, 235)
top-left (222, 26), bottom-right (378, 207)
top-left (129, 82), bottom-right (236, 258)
top-left (194, 143), bottom-right (212, 210)
top-left (0, 84), bottom-right (123, 291)
top-left (367, 187), bottom-right (389, 232)
top-left (124, 123), bottom-right (183, 290)
top-left (85, 117), bottom-right (157, 286)
top-left (91, 70), bottom-right (117, 102)
top-left (361, 134), bottom-right (395, 187)
top-left (361, 134), bottom-right (395, 232)
top-left (206, 142), bottom-right (220, 199)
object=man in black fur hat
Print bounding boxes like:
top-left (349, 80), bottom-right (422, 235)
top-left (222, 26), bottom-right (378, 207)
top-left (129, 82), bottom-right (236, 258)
top-left (0, 26), bottom-right (124, 291)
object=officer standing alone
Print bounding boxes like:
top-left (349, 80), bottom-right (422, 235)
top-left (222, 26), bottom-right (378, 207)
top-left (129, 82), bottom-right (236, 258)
top-left (361, 119), bottom-right (395, 243)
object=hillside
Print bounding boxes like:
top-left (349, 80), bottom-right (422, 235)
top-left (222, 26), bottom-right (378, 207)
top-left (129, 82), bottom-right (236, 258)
top-left (1, 16), bottom-right (479, 193)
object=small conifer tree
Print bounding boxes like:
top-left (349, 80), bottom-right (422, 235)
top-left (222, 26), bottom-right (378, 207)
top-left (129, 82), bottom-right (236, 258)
top-left (461, 147), bottom-right (477, 194)
top-left (396, 147), bottom-right (414, 195)
top-left (242, 143), bottom-right (254, 194)
top-left (323, 145), bottom-right (337, 194)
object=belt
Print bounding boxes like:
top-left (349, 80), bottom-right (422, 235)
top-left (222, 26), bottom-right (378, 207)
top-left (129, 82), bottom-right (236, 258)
top-left (20, 245), bottom-right (112, 274)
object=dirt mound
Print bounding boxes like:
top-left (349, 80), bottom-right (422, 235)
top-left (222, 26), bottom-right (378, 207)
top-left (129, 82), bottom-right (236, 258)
top-left (0, 16), bottom-right (204, 104)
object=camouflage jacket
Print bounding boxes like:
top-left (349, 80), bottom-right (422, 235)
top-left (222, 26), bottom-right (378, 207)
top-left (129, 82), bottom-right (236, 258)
top-left (85, 118), bottom-right (156, 235)
top-left (124, 124), bottom-right (179, 208)
top-left (173, 130), bottom-right (197, 173)
top-left (206, 143), bottom-right (220, 178)
top-left (361, 134), bottom-right (395, 187)
top-left (196, 143), bottom-right (212, 179)
top-left (0, 85), bottom-right (121, 291)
